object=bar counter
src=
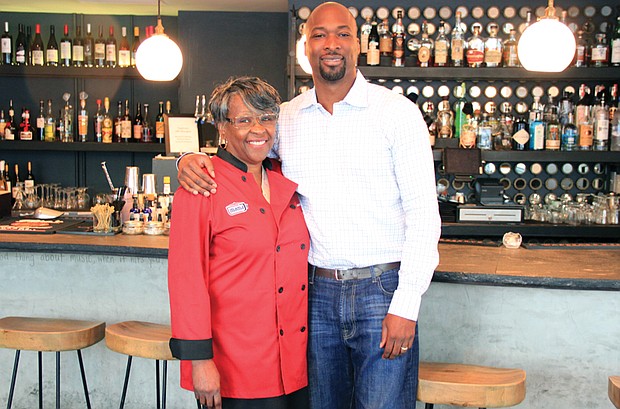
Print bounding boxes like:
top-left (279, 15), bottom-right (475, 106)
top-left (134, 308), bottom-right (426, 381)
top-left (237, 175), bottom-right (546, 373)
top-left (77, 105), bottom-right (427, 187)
top-left (1, 233), bottom-right (619, 409)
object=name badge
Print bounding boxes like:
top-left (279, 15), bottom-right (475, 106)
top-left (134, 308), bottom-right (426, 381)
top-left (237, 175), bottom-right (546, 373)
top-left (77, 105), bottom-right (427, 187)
top-left (226, 202), bottom-right (249, 216)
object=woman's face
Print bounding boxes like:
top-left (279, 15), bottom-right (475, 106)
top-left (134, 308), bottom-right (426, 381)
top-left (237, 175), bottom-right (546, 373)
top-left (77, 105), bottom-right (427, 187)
top-left (220, 94), bottom-right (276, 168)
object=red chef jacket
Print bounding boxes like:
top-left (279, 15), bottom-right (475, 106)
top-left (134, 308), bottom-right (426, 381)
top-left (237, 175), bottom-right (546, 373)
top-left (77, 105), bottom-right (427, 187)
top-left (168, 149), bottom-right (309, 399)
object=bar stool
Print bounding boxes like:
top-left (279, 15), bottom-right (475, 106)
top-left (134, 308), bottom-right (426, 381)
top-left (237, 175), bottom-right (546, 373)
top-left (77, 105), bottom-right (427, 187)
top-left (0, 316), bottom-right (105, 409)
top-left (610, 376), bottom-right (620, 409)
top-left (105, 321), bottom-right (175, 409)
top-left (417, 361), bottom-right (526, 409)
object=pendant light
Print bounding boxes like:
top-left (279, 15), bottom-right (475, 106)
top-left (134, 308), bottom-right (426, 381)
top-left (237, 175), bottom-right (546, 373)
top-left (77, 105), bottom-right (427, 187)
top-left (296, 34), bottom-right (313, 75)
top-left (135, 0), bottom-right (183, 81)
top-left (517, 0), bottom-right (576, 72)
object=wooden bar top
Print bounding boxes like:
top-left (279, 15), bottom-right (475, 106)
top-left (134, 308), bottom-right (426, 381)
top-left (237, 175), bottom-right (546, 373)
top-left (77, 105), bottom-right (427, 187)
top-left (1, 233), bottom-right (618, 290)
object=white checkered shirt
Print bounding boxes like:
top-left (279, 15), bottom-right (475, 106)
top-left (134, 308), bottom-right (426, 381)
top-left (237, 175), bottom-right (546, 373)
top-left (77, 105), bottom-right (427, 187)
top-left (273, 71), bottom-right (441, 321)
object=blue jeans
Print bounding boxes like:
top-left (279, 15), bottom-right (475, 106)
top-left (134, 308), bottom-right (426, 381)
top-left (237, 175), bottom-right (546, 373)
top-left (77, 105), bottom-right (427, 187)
top-left (308, 266), bottom-right (419, 409)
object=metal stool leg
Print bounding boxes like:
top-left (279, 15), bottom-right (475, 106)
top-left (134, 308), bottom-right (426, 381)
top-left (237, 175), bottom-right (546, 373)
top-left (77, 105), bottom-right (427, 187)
top-left (6, 350), bottom-right (20, 409)
top-left (56, 351), bottom-right (61, 409)
top-left (156, 360), bottom-right (161, 409)
top-left (119, 356), bottom-right (133, 409)
top-left (38, 351), bottom-right (43, 409)
top-left (162, 361), bottom-right (168, 409)
top-left (196, 400), bottom-right (202, 409)
top-left (76, 350), bottom-right (92, 409)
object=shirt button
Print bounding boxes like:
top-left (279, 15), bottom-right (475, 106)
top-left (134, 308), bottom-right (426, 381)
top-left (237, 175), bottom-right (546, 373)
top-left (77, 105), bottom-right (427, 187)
top-left (260, 208), bottom-right (265, 214)
top-left (241, 176), bottom-right (247, 182)
top-left (300, 244), bottom-right (306, 250)
top-left (290, 204), bottom-right (296, 209)
top-left (301, 326), bottom-right (306, 332)
top-left (301, 284), bottom-right (306, 291)
top-left (280, 329), bottom-right (284, 336)
top-left (278, 287), bottom-right (284, 293)
top-left (276, 245), bottom-right (281, 252)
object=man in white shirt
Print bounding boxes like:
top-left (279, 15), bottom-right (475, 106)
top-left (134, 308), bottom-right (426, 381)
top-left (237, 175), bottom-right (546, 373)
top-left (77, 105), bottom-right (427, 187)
top-left (177, 2), bottom-right (440, 408)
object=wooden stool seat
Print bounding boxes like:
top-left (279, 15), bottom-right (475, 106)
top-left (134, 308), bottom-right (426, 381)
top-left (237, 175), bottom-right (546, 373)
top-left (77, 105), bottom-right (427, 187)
top-left (418, 361), bottom-right (526, 408)
top-left (0, 316), bottom-right (105, 352)
top-left (105, 320), bottom-right (174, 360)
top-left (610, 376), bottom-right (620, 409)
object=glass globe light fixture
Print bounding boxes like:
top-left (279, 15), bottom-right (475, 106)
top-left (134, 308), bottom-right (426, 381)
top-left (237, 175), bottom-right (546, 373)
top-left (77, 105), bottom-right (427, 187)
top-left (135, 0), bottom-right (183, 81)
top-left (517, 0), bottom-right (576, 72)
top-left (296, 34), bottom-right (312, 75)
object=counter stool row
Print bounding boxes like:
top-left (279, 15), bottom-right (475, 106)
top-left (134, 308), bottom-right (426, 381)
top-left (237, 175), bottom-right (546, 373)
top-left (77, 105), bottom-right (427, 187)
top-left (1, 316), bottom-right (530, 409)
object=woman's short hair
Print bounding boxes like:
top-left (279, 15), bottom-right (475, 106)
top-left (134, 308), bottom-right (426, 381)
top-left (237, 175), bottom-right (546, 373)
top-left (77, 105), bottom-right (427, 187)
top-left (209, 76), bottom-right (281, 125)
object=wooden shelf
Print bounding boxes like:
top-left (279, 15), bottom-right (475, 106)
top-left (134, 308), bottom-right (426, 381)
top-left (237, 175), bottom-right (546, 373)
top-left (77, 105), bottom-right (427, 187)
top-left (0, 65), bottom-right (144, 79)
top-left (432, 149), bottom-right (620, 163)
top-left (0, 140), bottom-right (165, 153)
top-left (441, 222), bottom-right (620, 238)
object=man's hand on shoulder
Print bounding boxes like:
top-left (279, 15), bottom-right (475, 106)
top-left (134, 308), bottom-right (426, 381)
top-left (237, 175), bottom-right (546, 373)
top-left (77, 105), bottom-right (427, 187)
top-left (177, 153), bottom-right (218, 196)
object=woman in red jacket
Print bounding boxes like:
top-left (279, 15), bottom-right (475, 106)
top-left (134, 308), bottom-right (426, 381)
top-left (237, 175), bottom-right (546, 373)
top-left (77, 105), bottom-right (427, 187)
top-left (168, 77), bottom-right (309, 409)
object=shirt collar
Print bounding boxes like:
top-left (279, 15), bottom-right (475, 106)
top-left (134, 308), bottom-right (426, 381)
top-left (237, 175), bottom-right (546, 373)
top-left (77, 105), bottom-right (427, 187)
top-left (299, 70), bottom-right (369, 110)
top-left (216, 148), bottom-right (273, 172)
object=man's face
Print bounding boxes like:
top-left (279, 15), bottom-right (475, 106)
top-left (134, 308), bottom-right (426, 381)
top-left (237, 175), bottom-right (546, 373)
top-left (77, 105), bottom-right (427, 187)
top-left (304, 3), bottom-right (360, 83)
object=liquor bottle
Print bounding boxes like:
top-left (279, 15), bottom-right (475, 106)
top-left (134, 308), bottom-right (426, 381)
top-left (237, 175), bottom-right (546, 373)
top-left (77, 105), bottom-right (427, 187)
top-left (0, 109), bottom-right (6, 138)
top-left (114, 100), bottom-right (123, 142)
top-left (1, 22), bottom-right (13, 65)
top-left (466, 24), bottom-right (484, 68)
top-left (434, 21), bottom-right (449, 67)
top-left (611, 16), bottom-right (620, 67)
top-left (60, 24), bottom-right (72, 67)
top-left (61, 98), bottom-right (73, 142)
top-left (512, 114), bottom-right (529, 150)
top-left (561, 112), bottom-right (578, 151)
top-left (453, 82), bottom-right (466, 139)
top-left (133, 102), bottom-right (143, 142)
top-left (118, 27), bottom-right (130, 68)
top-left (84, 23), bottom-right (94, 67)
top-left (121, 99), bottom-right (132, 142)
top-left (46, 25), bottom-right (59, 66)
top-left (575, 84), bottom-right (593, 150)
top-left (611, 105), bottom-right (620, 151)
top-left (460, 106), bottom-right (477, 148)
top-left (36, 100), bottom-right (45, 141)
top-left (0, 161), bottom-right (8, 192)
top-left (72, 25), bottom-right (84, 67)
top-left (4, 100), bottom-right (15, 140)
top-left (44, 99), bottom-right (55, 142)
top-left (25, 161), bottom-right (35, 194)
top-left (166, 100), bottom-right (172, 115)
top-left (496, 104), bottom-right (513, 151)
top-left (102, 97), bottom-right (113, 143)
top-left (503, 29), bottom-right (519, 67)
top-left (593, 91), bottom-right (609, 151)
top-left (477, 112), bottom-right (493, 150)
top-left (529, 97), bottom-right (545, 151)
top-left (56, 109), bottom-right (64, 141)
top-left (105, 25), bottom-right (117, 68)
top-left (558, 90), bottom-right (574, 126)
top-left (435, 96), bottom-right (453, 139)
top-left (12, 163), bottom-right (20, 199)
top-left (610, 84), bottom-right (618, 126)
top-left (574, 30), bottom-right (588, 67)
top-left (484, 23), bottom-right (502, 68)
top-left (367, 20), bottom-right (380, 66)
top-left (360, 16), bottom-right (372, 56)
top-left (94, 25), bottom-right (105, 67)
top-left (590, 33), bottom-right (609, 67)
top-left (418, 21), bottom-right (433, 68)
top-left (378, 18), bottom-right (392, 57)
top-left (544, 96), bottom-right (561, 151)
top-left (141, 103), bottom-right (152, 143)
top-left (26, 25), bottom-right (31, 64)
top-left (3, 163), bottom-right (11, 195)
top-left (93, 99), bottom-right (103, 142)
top-left (450, 12), bottom-right (464, 67)
top-left (77, 96), bottom-right (88, 142)
top-left (155, 101), bottom-right (165, 143)
top-left (31, 24), bottom-right (45, 66)
top-left (392, 11), bottom-right (406, 67)
top-left (18, 108), bottom-right (34, 141)
top-left (15, 23), bottom-right (27, 65)
top-left (130, 26), bottom-right (140, 68)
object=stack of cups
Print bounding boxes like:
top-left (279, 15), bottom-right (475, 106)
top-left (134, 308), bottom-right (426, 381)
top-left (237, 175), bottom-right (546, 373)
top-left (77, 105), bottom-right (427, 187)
top-left (121, 166), bottom-right (140, 223)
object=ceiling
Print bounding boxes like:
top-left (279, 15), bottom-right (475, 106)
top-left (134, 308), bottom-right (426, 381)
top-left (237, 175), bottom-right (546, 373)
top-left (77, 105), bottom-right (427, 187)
top-left (0, 0), bottom-right (289, 15)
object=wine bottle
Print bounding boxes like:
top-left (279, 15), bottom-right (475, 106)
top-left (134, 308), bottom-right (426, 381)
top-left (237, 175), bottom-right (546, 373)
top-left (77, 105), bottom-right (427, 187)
top-left (46, 25), bottom-right (59, 66)
top-left (133, 102), bottom-right (143, 143)
top-left (44, 99), bottom-right (55, 142)
top-left (433, 21), bottom-right (449, 67)
top-left (12, 163), bottom-right (20, 199)
top-left (450, 12), bottom-right (464, 67)
top-left (121, 99), bottom-right (132, 142)
top-left (72, 25), bottom-right (83, 67)
top-left (31, 24), bottom-right (45, 66)
top-left (105, 25), bottom-right (117, 68)
top-left (94, 99), bottom-right (103, 142)
top-left (3, 163), bottom-right (11, 195)
top-left (114, 100), bottom-right (123, 142)
top-left (130, 26), bottom-right (140, 68)
top-left (0, 109), bottom-right (6, 138)
top-left (391, 11), bottom-right (406, 67)
top-left (4, 100), bottom-right (15, 140)
top-left (141, 103), bottom-right (152, 143)
top-left (56, 109), bottom-right (64, 141)
top-left (102, 97), bottom-right (113, 143)
top-left (84, 23), bottom-right (94, 67)
top-left (611, 16), bottom-right (620, 67)
top-left (1, 22), bottom-right (13, 65)
top-left (367, 19), bottom-right (379, 66)
top-left (118, 27), bottom-right (130, 68)
top-left (60, 24), bottom-right (72, 67)
top-left (94, 25), bottom-right (105, 67)
top-left (26, 25), bottom-right (31, 64)
top-left (155, 101), bottom-right (165, 143)
top-left (25, 160), bottom-right (35, 195)
top-left (36, 100), bottom-right (45, 141)
top-left (359, 16), bottom-right (372, 55)
top-left (15, 23), bottom-right (27, 65)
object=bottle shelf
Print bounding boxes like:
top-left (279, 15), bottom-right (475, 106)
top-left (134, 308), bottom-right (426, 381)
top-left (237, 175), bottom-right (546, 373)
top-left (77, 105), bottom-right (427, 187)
top-left (441, 221), bottom-right (620, 239)
top-left (0, 140), bottom-right (165, 153)
top-left (0, 65), bottom-right (144, 79)
top-left (431, 149), bottom-right (620, 163)
top-left (294, 65), bottom-right (620, 82)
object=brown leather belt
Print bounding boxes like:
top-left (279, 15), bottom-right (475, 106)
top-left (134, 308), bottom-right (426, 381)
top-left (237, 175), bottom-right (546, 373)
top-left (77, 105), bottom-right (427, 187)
top-left (310, 262), bottom-right (401, 281)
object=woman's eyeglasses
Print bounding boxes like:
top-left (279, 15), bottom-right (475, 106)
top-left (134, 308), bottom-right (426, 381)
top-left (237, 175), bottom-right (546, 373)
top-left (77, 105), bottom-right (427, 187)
top-left (225, 113), bottom-right (278, 130)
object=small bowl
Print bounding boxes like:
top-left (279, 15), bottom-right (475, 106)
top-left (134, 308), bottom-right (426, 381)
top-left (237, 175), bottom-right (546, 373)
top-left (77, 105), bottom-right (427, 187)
top-left (122, 221), bottom-right (144, 235)
top-left (144, 221), bottom-right (165, 236)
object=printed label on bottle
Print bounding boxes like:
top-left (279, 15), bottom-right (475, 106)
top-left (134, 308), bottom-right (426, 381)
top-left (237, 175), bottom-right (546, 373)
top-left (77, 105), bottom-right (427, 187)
top-left (60, 42), bottom-right (71, 59)
top-left (466, 49), bottom-right (484, 65)
top-left (44, 124), bottom-right (55, 141)
top-left (591, 47), bottom-right (607, 62)
top-left (102, 119), bottom-right (113, 143)
top-left (460, 125), bottom-right (477, 148)
top-left (360, 33), bottom-right (369, 54)
top-left (367, 44), bottom-right (380, 65)
top-left (379, 37), bottom-right (392, 53)
top-left (19, 130), bottom-right (32, 140)
top-left (562, 128), bottom-right (577, 149)
top-left (36, 117), bottom-right (45, 128)
top-left (0, 122), bottom-right (6, 135)
top-left (611, 40), bottom-right (620, 64)
top-left (451, 39), bottom-right (463, 61)
top-left (16, 50), bottom-right (25, 63)
top-left (78, 115), bottom-right (88, 137)
top-left (393, 37), bottom-right (405, 58)
top-left (503, 48), bottom-right (519, 66)
top-left (477, 126), bottom-right (492, 149)
top-left (94, 43), bottom-right (105, 59)
top-left (512, 128), bottom-right (530, 145)
top-left (1, 38), bottom-right (11, 53)
top-left (46, 49), bottom-right (58, 63)
top-left (121, 120), bottom-right (132, 139)
top-left (118, 50), bottom-right (130, 66)
top-left (4, 127), bottom-right (14, 140)
top-left (484, 49), bottom-right (502, 64)
top-left (133, 124), bottom-right (143, 140)
top-left (529, 123), bottom-right (545, 150)
top-left (73, 45), bottom-right (84, 61)
top-left (156, 122), bottom-right (165, 139)
top-left (595, 119), bottom-right (609, 141)
top-left (418, 46), bottom-right (431, 63)
top-left (106, 45), bottom-right (116, 62)
top-left (435, 42), bottom-right (447, 64)
top-left (32, 50), bottom-right (44, 65)
top-left (578, 124), bottom-right (593, 148)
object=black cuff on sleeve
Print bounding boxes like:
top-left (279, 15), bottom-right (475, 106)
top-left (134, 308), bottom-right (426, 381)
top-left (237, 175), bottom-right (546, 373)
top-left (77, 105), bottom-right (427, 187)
top-left (169, 338), bottom-right (214, 360)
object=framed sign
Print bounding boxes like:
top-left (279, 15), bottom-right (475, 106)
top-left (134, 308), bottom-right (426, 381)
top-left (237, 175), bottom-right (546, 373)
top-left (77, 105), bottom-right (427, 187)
top-left (164, 114), bottom-right (200, 156)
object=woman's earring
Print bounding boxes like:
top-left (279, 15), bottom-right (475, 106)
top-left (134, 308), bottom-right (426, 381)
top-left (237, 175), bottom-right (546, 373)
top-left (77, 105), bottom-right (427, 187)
top-left (218, 135), bottom-right (228, 149)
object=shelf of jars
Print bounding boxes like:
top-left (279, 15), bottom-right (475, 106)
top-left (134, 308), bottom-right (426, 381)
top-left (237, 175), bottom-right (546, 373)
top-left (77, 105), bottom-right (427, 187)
top-left (0, 64), bottom-right (147, 80)
top-left (441, 221), bottom-right (620, 239)
top-left (431, 149), bottom-right (620, 162)
top-left (0, 140), bottom-right (165, 153)
top-left (294, 65), bottom-right (620, 82)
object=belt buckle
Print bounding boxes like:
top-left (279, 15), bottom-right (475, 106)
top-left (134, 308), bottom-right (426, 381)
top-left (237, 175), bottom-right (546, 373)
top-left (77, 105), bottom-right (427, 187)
top-left (333, 269), bottom-right (343, 281)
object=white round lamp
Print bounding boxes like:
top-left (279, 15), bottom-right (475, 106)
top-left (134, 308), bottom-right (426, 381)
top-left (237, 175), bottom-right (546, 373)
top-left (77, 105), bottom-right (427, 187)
top-left (296, 34), bottom-right (312, 75)
top-left (517, 0), bottom-right (576, 72)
